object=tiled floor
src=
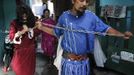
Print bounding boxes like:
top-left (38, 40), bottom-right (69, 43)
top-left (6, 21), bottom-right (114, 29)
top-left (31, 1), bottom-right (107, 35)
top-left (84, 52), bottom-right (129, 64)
top-left (0, 52), bottom-right (124, 75)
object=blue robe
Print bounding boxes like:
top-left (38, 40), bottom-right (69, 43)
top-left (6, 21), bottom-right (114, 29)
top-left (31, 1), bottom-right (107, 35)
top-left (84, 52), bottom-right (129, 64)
top-left (54, 10), bottom-right (110, 75)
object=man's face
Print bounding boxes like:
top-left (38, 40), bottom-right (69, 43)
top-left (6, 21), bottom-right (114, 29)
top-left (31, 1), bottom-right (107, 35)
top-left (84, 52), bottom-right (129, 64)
top-left (73, 0), bottom-right (89, 12)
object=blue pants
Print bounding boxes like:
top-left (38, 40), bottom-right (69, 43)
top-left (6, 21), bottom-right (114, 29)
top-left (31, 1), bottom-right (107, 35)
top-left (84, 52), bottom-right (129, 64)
top-left (61, 58), bottom-right (90, 75)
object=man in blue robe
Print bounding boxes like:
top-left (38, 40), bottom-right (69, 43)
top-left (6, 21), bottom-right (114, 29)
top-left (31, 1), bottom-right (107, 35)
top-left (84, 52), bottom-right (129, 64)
top-left (37, 0), bottom-right (133, 75)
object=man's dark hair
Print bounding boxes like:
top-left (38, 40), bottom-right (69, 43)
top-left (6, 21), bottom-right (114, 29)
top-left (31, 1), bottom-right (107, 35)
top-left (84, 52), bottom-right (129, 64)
top-left (16, 4), bottom-right (35, 28)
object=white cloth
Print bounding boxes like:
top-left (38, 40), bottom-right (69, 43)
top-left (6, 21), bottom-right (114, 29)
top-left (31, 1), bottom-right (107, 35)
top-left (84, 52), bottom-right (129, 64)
top-left (28, 28), bottom-right (34, 39)
top-left (100, 5), bottom-right (126, 18)
top-left (13, 31), bottom-right (22, 44)
top-left (94, 37), bottom-right (107, 67)
top-left (54, 36), bottom-right (63, 75)
top-left (54, 36), bottom-right (107, 75)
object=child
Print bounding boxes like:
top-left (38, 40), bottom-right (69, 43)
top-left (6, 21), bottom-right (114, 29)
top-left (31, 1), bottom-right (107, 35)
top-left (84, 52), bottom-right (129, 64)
top-left (2, 35), bottom-right (14, 73)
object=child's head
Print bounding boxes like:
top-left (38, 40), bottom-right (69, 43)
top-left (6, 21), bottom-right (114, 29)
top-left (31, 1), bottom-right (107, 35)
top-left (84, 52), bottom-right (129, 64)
top-left (5, 35), bottom-right (11, 43)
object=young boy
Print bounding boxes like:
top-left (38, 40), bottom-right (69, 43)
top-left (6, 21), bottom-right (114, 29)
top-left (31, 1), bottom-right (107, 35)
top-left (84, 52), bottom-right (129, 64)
top-left (2, 35), bottom-right (14, 73)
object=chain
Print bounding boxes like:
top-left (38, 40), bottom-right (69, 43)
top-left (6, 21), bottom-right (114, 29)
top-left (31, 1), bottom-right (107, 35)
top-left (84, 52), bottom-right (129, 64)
top-left (41, 22), bottom-right (125, 37)
top-left (0, 23), bottom-right (125, 37)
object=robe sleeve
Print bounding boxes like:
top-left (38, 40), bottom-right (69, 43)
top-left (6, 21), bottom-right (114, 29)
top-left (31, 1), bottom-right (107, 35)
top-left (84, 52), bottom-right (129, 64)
top-left (54, 13), bottom-right (64, 38)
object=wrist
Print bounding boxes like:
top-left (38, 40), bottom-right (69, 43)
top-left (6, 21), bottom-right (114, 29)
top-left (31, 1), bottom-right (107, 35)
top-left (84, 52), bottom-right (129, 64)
top-left (39, 25), bottom-right (43, 30)
top-left (20, 29), bottom-right (26, 35)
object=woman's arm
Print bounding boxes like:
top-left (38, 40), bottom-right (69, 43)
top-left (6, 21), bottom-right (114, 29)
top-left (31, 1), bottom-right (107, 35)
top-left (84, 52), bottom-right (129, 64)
top-left (9, 21), bottom-right (28, 41)
top-left (36, 21), bottom-right (55, 35)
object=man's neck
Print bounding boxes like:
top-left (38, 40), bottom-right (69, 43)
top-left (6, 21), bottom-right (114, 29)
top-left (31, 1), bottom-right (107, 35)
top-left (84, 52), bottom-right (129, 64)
top-left (70, 8), bottom-right (78, 16)
top-left (70, 9), bottom-right (85, 18)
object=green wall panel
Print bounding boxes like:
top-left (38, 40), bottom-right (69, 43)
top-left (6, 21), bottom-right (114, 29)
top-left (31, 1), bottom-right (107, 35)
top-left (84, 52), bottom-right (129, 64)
top-left (0, 0), bottom-right (4, 30)
top-left (3, 0), bottom-right (16, 30)
top-left (0, 0), bottom-right (16, 63)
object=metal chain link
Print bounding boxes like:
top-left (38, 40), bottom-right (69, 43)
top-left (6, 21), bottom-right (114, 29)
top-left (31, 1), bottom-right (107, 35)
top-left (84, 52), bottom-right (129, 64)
top-left (0, 23), bottom-right (125, 37)
top-left (41, 22), bottom-right (125, 37)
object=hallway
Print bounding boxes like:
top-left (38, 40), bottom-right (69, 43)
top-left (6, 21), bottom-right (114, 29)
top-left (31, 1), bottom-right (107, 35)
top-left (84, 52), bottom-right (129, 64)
top-left (0, 52), bottom-right (124, 75)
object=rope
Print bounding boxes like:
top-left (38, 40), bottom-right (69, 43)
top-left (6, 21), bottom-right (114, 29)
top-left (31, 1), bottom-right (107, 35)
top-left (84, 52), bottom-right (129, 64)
top-left (41, 22), bottom-right (125, 37)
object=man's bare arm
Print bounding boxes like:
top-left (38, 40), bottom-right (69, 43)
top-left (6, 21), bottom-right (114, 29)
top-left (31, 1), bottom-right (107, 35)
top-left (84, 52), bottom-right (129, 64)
top-left (107, 27), bottom-right (133, 39)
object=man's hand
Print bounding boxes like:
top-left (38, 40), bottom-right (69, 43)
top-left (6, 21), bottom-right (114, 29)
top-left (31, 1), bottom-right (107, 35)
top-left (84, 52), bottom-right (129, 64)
top-left (123, 31), bottom-right (133, 39)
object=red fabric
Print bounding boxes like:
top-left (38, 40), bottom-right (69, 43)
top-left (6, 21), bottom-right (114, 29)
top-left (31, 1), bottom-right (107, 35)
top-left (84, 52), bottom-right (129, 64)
top-left (9, 20), bottom-right (41, 75)
top-left (41, 18), bottom-right (58, 57)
